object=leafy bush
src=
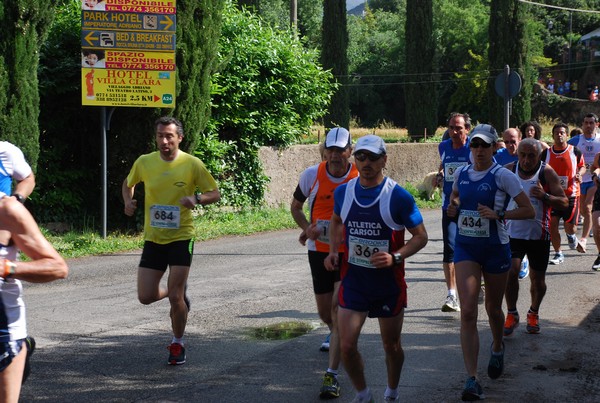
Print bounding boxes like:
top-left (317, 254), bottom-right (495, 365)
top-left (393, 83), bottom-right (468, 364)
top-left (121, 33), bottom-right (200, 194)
top-left (206, 1), bottom-right (335, 206)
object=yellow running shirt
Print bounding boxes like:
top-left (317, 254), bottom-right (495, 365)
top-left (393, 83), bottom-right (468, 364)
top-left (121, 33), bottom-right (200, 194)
top-left (126, 151), bottom-right (218, 244)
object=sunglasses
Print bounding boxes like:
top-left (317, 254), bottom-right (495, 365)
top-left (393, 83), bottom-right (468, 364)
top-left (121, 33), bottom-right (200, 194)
top-left (504, 140), bottom-right (517, 144)
top-left (469, 142), bottom-right (492, 149)
top-left (354, 152), bottom-right (383, 162)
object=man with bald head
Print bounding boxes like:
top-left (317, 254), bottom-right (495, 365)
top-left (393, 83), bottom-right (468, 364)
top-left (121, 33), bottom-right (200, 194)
top-left (495, 128), bottom-right (521, 166)
top-left (503, 138), bottom-right (567, 336)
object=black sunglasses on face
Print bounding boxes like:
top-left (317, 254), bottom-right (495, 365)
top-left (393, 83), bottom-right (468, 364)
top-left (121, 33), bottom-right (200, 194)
top-left (354, 152), bottom-right (382, 162)
top-left (469, 142), bottom-right (492, 149)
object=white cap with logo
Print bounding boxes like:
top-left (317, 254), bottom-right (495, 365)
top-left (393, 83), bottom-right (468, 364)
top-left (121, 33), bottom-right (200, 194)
top-left (325, 127), bottom-right (351, 149)
top-left (354, 134), bottom-right (387, 155)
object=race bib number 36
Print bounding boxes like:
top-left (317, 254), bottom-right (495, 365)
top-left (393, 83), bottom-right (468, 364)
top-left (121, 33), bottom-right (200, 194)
top-left (458, 209), bottom-right (490, 238)
top-left (150, 205), bottom-right (180, 229)
top-left (348, 235), bottom-right (389, 269)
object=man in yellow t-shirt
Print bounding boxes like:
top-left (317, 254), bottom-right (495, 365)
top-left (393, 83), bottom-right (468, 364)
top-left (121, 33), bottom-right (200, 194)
top-left (122, 116), bottom-right (220, 365)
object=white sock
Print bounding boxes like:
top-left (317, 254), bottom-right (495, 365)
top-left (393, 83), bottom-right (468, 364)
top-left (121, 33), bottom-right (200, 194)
top-left (384, 386), bottom-right (399, 398)
top-left (357, 388), bottom-right (371, 400)
top-left (172, 337), bottom-right (184, 346)
top-left (448, 289), bottom-right (456, 297)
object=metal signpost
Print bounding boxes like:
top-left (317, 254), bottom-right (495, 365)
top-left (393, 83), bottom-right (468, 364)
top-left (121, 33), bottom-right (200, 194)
top-left (494, 65), bottom-right (522, 131)
top-left (80, 0), bottom-right (177, 237)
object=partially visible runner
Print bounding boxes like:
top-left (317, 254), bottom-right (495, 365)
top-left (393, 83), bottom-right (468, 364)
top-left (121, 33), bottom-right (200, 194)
top-left (122, 116), bottom-right (220, 365)
top-left (494, 128), bottom-right (520, 166)
top-left (436, 112), bottom-right (471, 313)
top-left (324, 135), bottom-right (428, 403)
top-left (0, 141), bottom-right (37, 387)
top-left (290, 127), bottom-right (359, 399)
top-left (0, 141), bottom-right (35, 203)
top-left (567, 113), bottom-right (600, 253)
top-left (542, 123), bottom-right (585, 265)
top-left (519, 120), bottom-right (549, 150)
top-left (0, 193), bottom-right (68, 403)
top-left (494, 129), bottom-right (530, 280)
top-left (587, 152), bottom-right (600, 271)
top-left (503, 139), bottom-right (568, 337)
top-left (447, 124), bottom-right (534, 401)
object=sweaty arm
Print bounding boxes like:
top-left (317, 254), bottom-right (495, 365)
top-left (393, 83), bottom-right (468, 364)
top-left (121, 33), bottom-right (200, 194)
top-left (401, 223), bottom-right (428, 259)
top-left (481, 191), bottom-right (534, 220)
top-left (122, 178), bottom-right (137, 216)
top-left (13, 172), bottom-right (35, 199)
top-left (0, 197), bottom-right (68, 282)
top-left (531, 166), bottom-right (568, 210)
top-left (290, 197), bottom-right (309, 230)
top-left (323, 212), bottom-right (343, 271)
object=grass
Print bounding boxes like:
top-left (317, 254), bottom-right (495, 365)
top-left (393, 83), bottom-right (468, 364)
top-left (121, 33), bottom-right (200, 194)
top-left (41, 189), bottom-right (440, 259)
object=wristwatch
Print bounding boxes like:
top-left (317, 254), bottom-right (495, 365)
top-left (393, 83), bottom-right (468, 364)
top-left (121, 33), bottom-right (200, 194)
top-left (392, 252), bottom-right (403, 265)
top-left (497, 210), bottom-right (505, 220)
top-left (195, 193), bottom-right (202, 205)
top-left (11, 193), bottom-right (25, 204)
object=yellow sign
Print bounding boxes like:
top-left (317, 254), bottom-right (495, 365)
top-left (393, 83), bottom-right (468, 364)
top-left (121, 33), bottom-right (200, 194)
top-left (82, 12), bottom-right (175, 32)
top-left (81, 68), bottom-right (175, 107)
top-left (104, 0), bottom-right (176, 14)
top-left (81, 0), bottom-right (176, 108)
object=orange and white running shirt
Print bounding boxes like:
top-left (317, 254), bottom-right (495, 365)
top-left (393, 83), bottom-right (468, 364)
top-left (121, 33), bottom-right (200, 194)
top-left (296, 161), bottom-right (358, 252)
top-left (543, 144), bottom-right (583, 198)
top-left (568, 134), bottom-right (600, 183)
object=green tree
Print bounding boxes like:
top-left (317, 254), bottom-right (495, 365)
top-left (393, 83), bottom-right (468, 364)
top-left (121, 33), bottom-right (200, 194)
top-left (175, 0), bottom-right (225, 152)
top-left (0, 0), bottom-right (59, 169)
top-left (347, 5), bottom-right (406, 127)
top-left (488, 0), bottom-right (530, 130)
top-left (433, 0), bottom-right (489, 122)
top-left (209, 1), bottom-right (335, 205)
top-left (404, 0), bottom-right (437, 139)
top-left (321, 0), bottom-right (350, 129)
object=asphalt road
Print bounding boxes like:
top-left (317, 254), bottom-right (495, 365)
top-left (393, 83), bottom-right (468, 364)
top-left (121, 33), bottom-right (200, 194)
top-left (18, 209), bottom-right (600, 402)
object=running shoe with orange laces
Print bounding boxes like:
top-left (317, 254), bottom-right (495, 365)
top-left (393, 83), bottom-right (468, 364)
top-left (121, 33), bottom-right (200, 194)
top-left (526, 311), bottom-right (540, 334)
top-left (503, 311), bottom-right (520, 336)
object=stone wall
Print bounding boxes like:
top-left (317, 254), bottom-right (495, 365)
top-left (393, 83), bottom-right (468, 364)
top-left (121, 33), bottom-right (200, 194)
top-left (259, 143), bottom-right (440, 206)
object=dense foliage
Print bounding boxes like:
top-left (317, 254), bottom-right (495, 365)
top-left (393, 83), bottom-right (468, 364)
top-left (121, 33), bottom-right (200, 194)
top-left (347, 5), bottom-right (406, 127)
top-left (208, 1), bottom-right (335, 205)
top-left (7, 0), bottom-right (600, 230)
top-left (0, 0), bottom-right (59, 169)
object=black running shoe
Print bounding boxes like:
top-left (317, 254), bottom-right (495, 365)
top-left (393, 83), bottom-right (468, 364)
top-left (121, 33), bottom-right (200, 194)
top-left (487, 342), bottom-right (505, 379)
top-left (462, 376), bottom-right (484, 401)
top-left (167, 342), bottom-right (186, 365)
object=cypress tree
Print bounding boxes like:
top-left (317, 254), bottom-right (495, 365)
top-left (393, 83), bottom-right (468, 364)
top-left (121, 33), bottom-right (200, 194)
top-left (322, 0), bottom-right (350, 130)
top-left (0, 0), bottom-right (58, 169)
top-left (404, 0), bottom-right (437, 140)
top-left (488, 0), bottom-right (531, 130)
top-left (174, 0), bottom-right (225, 152)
